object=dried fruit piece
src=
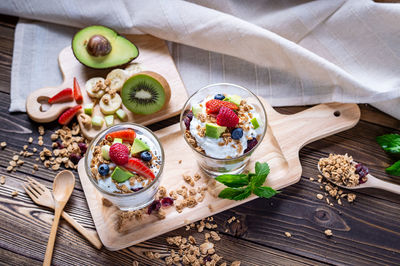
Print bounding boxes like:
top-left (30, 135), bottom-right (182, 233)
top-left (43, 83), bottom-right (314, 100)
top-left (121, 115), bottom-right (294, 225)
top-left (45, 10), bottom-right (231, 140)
top-left (58, 105), bottom-right (82, 125)
top-left (244, 138), bottom-right (258, 153)
top-left (161, 197), bottom-right (174, 207)
top-left (147, 200), bottom-right (161, 214)
top-left (48, 88), bottom-right (74, 104)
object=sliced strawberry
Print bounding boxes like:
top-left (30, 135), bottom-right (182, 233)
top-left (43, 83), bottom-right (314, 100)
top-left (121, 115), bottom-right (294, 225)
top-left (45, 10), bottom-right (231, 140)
top-left (205, 99), bottom-right (238, 114)
top-left (123, 158), bottom-right (156, 180)
top-left (105, 129), bottom-right (136, 144)
top-left (73, 77), bottom-right (83, 103)
top-left (58, 105), bottom-right (82, 125)
top-left (48, 88), bottom-right (74, 104)
top-left (216, 106), bottom-right (239, 127)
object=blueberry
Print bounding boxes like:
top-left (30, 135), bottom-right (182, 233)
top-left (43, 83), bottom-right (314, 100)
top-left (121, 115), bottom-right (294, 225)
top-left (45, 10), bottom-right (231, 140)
top-left (214, 94), bottom-right (225, 100)
top-left (98, 164), bottom-right (110, 176)
top-left (231, 128), bottom-right (243, 140)
top-left (140, 151), bottom-right (152, 162)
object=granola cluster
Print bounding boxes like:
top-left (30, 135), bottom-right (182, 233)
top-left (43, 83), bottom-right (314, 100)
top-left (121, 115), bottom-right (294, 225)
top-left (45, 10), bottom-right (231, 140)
top-left (115, 186), bottom-right (173, 231)
top-left (40, 123), bottom-right (88, 171)
top-left (156, 217), bottom-right (240, 266)
top-left (318, 153), bottom-right (364, 187)
top-left (174, 173), bottom-right (207, 213)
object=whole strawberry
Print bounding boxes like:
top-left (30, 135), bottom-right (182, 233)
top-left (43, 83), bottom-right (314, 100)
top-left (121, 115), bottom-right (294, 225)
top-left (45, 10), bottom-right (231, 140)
top-left (206, 99), bottom-right (238, 114)
top-left (109, 143), bottom-right (129, 165)
top-left (217, 106), bottom-right (239, 127)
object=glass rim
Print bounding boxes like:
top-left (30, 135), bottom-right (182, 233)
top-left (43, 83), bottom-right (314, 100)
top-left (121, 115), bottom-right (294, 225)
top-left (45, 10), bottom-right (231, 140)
top-left (84, 122), bottom-right (164, 198)
top-left (179, 82), bottom-right (267, 162)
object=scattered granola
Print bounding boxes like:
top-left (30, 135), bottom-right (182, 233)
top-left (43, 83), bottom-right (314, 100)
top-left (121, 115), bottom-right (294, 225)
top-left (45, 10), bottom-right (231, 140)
top-left (285, 232), bottom-right (292, 237)
top-left (316, 194), bottom-right (323, 200)
top-left (11, 190), bottom-right (18, 197)
top-left (324, 229), bottom-right (333, 237)
top-left (0, 141), bottom-right (6, 148)
top-left (0, 175), bottom-right (5, 185)
top-left (161, 217), bottom-right (239, 266)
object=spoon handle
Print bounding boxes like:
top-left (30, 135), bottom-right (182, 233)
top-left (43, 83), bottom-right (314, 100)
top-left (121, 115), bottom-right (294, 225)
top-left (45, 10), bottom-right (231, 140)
top-left (43, 205), bottom-right (63, 266)
top-left (369, 176), bottom-right (400, 195)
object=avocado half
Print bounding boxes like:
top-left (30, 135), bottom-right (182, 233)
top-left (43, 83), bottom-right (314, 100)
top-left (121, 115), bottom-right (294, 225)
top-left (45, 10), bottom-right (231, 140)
top-left (72, 25), bottom-right (139, 69)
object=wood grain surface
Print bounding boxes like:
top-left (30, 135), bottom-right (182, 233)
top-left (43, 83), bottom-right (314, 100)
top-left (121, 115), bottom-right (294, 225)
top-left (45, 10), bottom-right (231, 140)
top-left (1, 14), bottom-right (400, 266)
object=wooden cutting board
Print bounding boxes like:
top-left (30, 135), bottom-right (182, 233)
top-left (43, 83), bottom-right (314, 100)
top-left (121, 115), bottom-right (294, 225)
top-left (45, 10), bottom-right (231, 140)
top-left (26, 35), bottom-right (187, 140)
top-left (77, 100), bottom-right (360, 251)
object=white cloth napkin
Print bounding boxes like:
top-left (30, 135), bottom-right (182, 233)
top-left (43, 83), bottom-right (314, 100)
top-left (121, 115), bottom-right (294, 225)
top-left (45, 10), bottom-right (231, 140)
top-left (1, 0), bottom-right (400, 119)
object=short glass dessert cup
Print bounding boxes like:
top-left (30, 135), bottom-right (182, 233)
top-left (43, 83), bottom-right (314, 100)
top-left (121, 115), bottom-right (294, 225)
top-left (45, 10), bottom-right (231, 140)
top-left (180, 83), bottom-right (267, 177)
top-left (85, 123), bottom-right (164, 211)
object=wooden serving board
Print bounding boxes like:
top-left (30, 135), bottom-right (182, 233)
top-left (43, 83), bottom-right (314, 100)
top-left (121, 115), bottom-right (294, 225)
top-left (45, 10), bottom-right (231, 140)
top-left (78, 100), bottom-right (360, 251)
top-left (26, 35), bottom-right (187, 140)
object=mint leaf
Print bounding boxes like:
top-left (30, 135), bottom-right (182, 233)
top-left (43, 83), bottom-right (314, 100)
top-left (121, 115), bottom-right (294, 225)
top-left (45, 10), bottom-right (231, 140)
top-left (253, 186), bottom-right (279, 198)
top-left (251, 162), bottom-right (270, 188)
top-left (386, 160), bottom-right (400, 176)
top-left (215, 174), bottom-right (249, 188)
top-left (255, 162), bottom-right (270, 177)
top-left (218, 187), bottom-right (251, 200)
top-left (376, 134), bottom-right (400, 154)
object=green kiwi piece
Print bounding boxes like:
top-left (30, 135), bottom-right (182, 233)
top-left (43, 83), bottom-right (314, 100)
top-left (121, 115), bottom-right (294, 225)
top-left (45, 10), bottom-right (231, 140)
top-left (121, 71), bottom-right (171, 115)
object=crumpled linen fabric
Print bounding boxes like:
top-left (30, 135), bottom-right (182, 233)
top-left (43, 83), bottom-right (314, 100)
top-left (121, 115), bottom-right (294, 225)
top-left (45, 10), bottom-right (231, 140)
top-left (1, 0), bottom-right (399, 119)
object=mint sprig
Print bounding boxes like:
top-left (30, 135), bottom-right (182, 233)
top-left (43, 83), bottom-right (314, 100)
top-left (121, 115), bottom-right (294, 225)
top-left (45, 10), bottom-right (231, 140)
top-left (376, 134), bottom-right (400, 154)
top-left (376, 133), bottom-right (400, 176)
top-left (216, 162), bottom-right (278, 200)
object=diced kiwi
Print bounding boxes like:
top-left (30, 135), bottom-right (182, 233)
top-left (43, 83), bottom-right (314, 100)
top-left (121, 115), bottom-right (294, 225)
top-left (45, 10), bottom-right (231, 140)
top-left (111, 166), bottom-right (134, 183)
top-left (224, 95), bottom-right (242, 106)
top-left (91, 116), bottom-right (104, 127)
top-left (205, 123), bottom-right (226, 139)
top-left (131, 138), bottom-right (150, 155)
top-left (250, 117), bottom-right (260, 129)
top-left (121, 71), bottom-right (171, 115)
top-left (192, 105), bottom-right (202, 117)
top-left (113, 138), bottom-right (123, 144)
top-left (84, 103), bottom-right (94, 115)
top-left (116, 109), bottom-right (127, 120)
top-left (101, 145), bottom-right (110, 160)
top-left (104, 115), bottom-right (114, 127)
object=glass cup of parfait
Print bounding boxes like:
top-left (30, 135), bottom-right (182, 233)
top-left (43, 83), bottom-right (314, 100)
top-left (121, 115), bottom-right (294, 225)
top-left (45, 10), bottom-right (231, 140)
top-left (180, 83), bottom-right (267, 177)
top-left (85, 123), bottom-right (164, 211)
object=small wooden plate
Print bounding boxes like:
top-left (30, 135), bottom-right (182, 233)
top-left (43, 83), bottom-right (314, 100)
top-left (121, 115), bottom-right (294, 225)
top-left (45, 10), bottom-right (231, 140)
top-left (78, 100), bottom-right (360, 250)
top-left (26, 35), bottom-right (188, 140)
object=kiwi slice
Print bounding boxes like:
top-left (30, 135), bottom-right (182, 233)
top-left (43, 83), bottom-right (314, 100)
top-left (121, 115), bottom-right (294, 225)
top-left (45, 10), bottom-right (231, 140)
top-left (121, 71), bottom-right (171, 115)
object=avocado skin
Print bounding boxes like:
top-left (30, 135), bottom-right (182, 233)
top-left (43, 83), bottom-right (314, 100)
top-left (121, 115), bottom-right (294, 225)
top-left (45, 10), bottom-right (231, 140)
top-left (72, 25), bottom-right (139, 69)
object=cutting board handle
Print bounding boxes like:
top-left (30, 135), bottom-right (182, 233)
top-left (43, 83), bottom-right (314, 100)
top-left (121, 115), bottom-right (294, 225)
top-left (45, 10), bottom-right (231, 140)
top-left (271, 103), bottom-right (360, 153)
top-left (26, 86), bottom-right (76, 123)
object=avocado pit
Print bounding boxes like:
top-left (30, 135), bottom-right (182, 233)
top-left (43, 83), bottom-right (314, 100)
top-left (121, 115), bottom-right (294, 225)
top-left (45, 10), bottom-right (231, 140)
top-left (86, 35), bottom-right (112, 57)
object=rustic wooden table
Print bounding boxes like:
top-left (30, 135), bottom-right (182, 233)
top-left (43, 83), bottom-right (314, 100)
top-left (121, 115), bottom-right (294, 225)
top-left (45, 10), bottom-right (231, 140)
top-left (1, 14), bottom-right (400, 266)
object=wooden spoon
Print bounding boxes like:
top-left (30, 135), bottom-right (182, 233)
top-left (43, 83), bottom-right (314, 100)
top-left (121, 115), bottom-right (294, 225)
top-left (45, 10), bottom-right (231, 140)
top-left (43, 170), bottom-right (75, 266)
top-left (318, 161), bottom-right (400, 194)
